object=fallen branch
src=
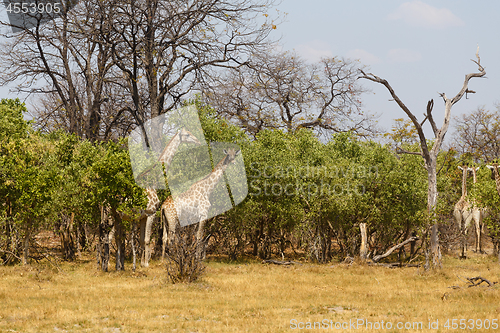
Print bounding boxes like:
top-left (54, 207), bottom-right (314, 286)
top-left (443, 276), bottom-right (496, 300)
top-left (372, 237), bottom-right (419, 263)
top-left (0, 249), bottom-right (22, 263)
top-left (262, 259), bottom-right (299, 265)
top-left (368, 262), bottom-right (421, 268)
top-left (467, 276), bottom-right (494, 287)
top-left (343, 256), bottom-right (355, 265)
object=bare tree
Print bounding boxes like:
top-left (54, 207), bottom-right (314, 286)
top-left (1, 0), bottom-right (280, 144)
top-left (30, 79), bottom-right (137, 140)
top-left (0, 0), bottom-right (122, 141)
top-left (453, 106), bottom-right (500, 162)
top-left (202, 51), bottom-right (377, 137)
top-left (102, 0), bottom-right (280, 148)
top-left (359, 49), bottom-right (486, 268)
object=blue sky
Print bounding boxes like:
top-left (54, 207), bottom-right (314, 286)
top-left (1, 0), bottom-right (498, 140)
top-left (275, 0), bottom-right (500, 138)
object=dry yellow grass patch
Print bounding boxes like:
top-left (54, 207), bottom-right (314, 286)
top-left (0, 254), bottom-right (499, 332)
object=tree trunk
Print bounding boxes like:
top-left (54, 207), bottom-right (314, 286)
top-left (153, 218), bottom-right (164, 259)
top-left (359, 223), bottom-right (368, 260)
top-left (2, 199), bottom-right (12, 263)
top-left (98, 206), bottom-right (112, 272)
top-left (426, 160), bottom-right (442, 269)
top-left (59, 213), bottom-right (76, 260)
top-left (131, 222), bottom-right (137, 271)
top-left (22, 218), bottom-right (31, 265)
top-left (75, 220), bottom-right (86, 257)
top-left (140, 215), bottom-right (155, 267)
top-left (112, 208), bottom-right (126, 271)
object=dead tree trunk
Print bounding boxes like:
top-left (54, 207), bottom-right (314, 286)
top-left (359, 223), bottom-right (368, 260)
top-left (359, 48), bottom-right (486, 269)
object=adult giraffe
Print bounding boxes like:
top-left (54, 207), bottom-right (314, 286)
top-left (453, 164), bottom-right (473, 258)
top-left (125, 128), bottom-right (201, 267)
top-left (487, 160), bottom-right (500, 258)
top-left (160, 148), bottom-right (240, 259)
top-left (468, 165), bottom-right (486, 253)
top-left (486, 160), bottom-right (500, 196)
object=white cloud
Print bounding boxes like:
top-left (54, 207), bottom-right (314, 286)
top-left (387, 1), bottom-right (464, 29)
top-left (387, 48), bottom-right (422, 63)
top-left (295, 40), bottom-right (333, 63)
top-left (346, 49), bottom-right (381, 65)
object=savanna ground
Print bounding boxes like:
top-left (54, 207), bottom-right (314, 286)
top-left (1, 244), bottom-right (499, 333)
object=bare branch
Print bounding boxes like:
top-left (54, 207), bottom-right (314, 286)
top-left (450, 50), bottom-right (486, 106)
top-left (358, 70), bottom-right (430, 161)
top-left (396, 147), bottom-right (423, 156)
top-left (426, 99), bottom-right (438, 136)
top-left (202, 53), bottom-right (377, 136)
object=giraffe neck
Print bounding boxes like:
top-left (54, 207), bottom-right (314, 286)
top-left (158, 131), bottom-right (181, 167)
top-left (195, 156), bottom-right (231, 198)
top-left (470, 168), bottom-right (481, 207)
top-left (494, 166), bottom-right (500, 197)
top-left (461, 168), bottom-right (468, 198)
top-left (145, 187), bottom-right (161, 214)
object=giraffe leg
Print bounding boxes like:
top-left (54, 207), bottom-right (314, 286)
top-left (139, 216), bottom-right (147, 266)
top-left (142, 215), bottom-right (155, 267)
top-left (462, 211), bottom-right (473, 259)
top-left (474, 212), bottom-right (481, 253)
top-left (196, 211), bottom-right (208, 260)
top-left (161, 208), bottom-right (167, 262)
top-left (167, 212), bottom-right (177, 249)
top-left (454, 208), bottom-right (466, 259)
top-left (476, 213), bottom-right (483, 254)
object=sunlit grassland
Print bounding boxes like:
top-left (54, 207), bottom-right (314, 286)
top-left (0, 254), bottom-right (499, 332)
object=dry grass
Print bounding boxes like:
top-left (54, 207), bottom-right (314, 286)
top-left (0, 254), bottom-right (499, 333)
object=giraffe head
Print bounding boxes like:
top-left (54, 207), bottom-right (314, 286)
top-left (458, 163), bottom-right (472, 178)
top-left (467, 165), bottom-right (480, 179)
top-left (179, 128), bottom-right (201, 145)
top-left (486, 159), bottom-right (499, 180)
top-left (221, 148), bottom-right (240, 167)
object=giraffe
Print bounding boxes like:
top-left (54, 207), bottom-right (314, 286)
top-left (139, 128), bottom-right (202, 215)
top-left (453, 164), bottom-right (473, 258)
top-left (160, 148), bottom-right (240, 259)
top-left (125, 128), bottom-right (201, 267)
top-left (468, 166), bottom-right (486, 253)
top-left (487, 160), bottom-right (500, 256)
top-left (486, 160), bottom-right (500, 197)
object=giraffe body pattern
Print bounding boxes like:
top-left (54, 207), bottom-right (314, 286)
top-left (468, 166), bottom-right (486, 254)
top-left (487, 162), bottom-right (500, 197)
top-left (453, 165), bottom-right (473, 258)
top-left (142, 128), bottom-right (201, 214)
top-left (160, 148), bottom-right (240, 259)
top-left (487, 162), bottom-right (500, 256)
top-left (122, 128), bottom-right (201, 267)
